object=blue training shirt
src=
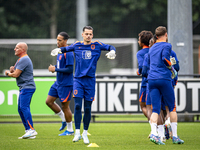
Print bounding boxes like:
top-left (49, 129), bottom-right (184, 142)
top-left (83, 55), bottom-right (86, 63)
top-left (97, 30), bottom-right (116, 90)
top-left (55, 52), bottom-right (74, 86)
top-left (60, 40), bottom-right (116, 78)
top-left (142, 53), bottom-right (150, 78)
top-left (14, 54), bottom-right (36, 90)
top-left (136, 46), bottom-right (149, 86)
top-left (147, 41), bottom-right (172, 81)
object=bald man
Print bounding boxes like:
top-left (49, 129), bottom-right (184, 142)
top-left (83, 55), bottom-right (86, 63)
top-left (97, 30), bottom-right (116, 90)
top-left (5, 42), bottom-right (38, 139)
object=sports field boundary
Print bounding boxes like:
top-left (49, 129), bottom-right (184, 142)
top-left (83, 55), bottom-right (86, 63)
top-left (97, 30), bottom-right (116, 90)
top-left (0, 114), bottom-right (199, 123)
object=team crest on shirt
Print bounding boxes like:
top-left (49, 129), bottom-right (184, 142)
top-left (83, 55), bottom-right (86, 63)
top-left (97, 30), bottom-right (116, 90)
top-left (82, 50), bottom-right (91, 59)
top-left (91, 44), bottom-right (95, 50)
top-left (74, 90), bottom-right (78, 95)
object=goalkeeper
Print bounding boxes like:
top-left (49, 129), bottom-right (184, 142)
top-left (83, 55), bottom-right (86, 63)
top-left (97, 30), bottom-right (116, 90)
top-left (51, 26), bottom-right (116, 144)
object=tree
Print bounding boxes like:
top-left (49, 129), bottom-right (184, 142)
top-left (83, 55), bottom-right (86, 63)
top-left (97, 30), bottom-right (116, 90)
top-left (88, 0), bottom-right (167, 38)
top-left (0, 0), bottom-right (199, 38)
top-left (192, 0), bottom-right (200, 34)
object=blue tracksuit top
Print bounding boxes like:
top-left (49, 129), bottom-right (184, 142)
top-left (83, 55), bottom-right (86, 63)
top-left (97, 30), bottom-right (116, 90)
top-left (147, 41), bottom-right (172, 81)
top-left (136, 47), bottom-right (149, 87)
top-left (60, 40), bottom-right (116, 78)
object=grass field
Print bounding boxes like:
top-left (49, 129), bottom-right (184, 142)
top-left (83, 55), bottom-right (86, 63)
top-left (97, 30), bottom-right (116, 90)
top-left (0, 114), bottom-right (148, 123)
top-left (0, 115), bottom-right (200, 150)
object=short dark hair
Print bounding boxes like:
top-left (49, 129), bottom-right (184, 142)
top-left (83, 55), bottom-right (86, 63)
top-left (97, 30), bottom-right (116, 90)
top-left (58, 32), bottom-right (70, 40)
top-left (155, 26), bottom-right (167, 37)
top-left (83, 26), bottom-right (93, 32)
top-left (138, 30), bottom-right (153, 46)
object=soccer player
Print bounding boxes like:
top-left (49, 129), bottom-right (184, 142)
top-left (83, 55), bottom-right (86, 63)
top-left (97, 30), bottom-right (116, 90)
top-left (148, 26), bottom-right (184, 145)
top-left (51, 26), bottom-right (116, 144)
top-left (142, 35), bottom-right (157, 121)
top-left (164, 49), bottom-right (180, 140)
top-left (46, 32), bottom-right (74, 136)
top-left (136, 30), bottom-right (153, 118)
top-left (5, 42), bottom-right (37, 139)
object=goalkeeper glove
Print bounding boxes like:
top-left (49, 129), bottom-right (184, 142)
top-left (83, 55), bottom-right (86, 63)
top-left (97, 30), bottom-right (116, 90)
top-left (167, 66), bottom-right (177, 79)
top-left (105, 50), bottom-right (116, 59)
top-left (170, 56), bottom-right (176, 65)
top-left (51, 48), bottom-right (62, 56)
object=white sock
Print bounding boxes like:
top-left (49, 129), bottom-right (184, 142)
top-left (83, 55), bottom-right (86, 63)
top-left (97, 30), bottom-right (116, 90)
top-left (171, 122), bottom-right (177, 137)
top-left (157, 125), bottom-right (165, 137)
top-left (56, 110), bottom-right (66, 122)
top-left (151, 123), bottom-right (158, 136)
top-left (75, 129), bottom-right (80, 135)
top-left (149, 120), bottom-right (151, 125)
top-left (67, 121), bottom-right (73, 132)
top-left (168, 117), bottom-right (171, 124)
top-left (83, 130), bottom-right (87, 135)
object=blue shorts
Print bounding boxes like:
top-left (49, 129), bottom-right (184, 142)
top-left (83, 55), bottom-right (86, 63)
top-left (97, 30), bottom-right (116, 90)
top-left (139, 86), bottom-right (147, 103)
top-left (48, 82), bottom-right (73, 102)
top-left (146, 83), bottom-right (151, 105)
top-left (161, 96), bottom-right (166, 110)
top-left (149, 79), bottom-right (176, 114)
top-left (73, 77), bottom-right (95, 101)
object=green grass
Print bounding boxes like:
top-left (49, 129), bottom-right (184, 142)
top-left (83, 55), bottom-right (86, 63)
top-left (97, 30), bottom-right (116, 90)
top-left (0, 114), bottom-right (199, 122)
top-left (0, 122), bottom-right (200, 150)
top-left (0, 114), bottom-right (148, 122)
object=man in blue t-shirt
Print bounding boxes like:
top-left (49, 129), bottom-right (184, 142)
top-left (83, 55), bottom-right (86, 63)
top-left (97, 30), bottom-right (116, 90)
top-left (46, 32), bottom-right (74, 136)
top-left (51, 26), bottom-right (116, 144)
top-left (5, 42), bottom-right (37, 139)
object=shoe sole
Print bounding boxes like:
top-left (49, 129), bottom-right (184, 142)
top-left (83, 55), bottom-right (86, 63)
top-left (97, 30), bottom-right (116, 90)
top-left (173, 141), bottom-right (184, 144)
top-left (59, 133), bottom-right (74, 136)
top-left (22, 132), bottom-right (38, 139)
top-left (83, 141), bottom-right (90, 144)
top-left (73, 136), bottom-right (81, 142)
top-left (59, 126), bottom-right (67, 131)
top-left (18, 136), bottom-right (36, 139)
top-left (150, 138), bottom-right (165, 145)
top-left (82, 136), bottom-right (90, 144)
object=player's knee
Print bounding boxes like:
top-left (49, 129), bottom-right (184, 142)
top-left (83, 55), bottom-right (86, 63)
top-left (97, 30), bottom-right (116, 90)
top-left (45, 99), bottom-right (53, 106)
top-left (84, 106), bottom-right (91, 114)
top-left (140, 102), bottom-right (146, 108)
top-left (45, 100), bottom-right (50, 106)
top-left (75, 104), bottom-right (81, 111)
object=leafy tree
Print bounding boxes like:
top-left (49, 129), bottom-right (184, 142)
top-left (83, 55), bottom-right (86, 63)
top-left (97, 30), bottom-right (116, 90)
top-left (89, 0), bottom-right (167, 38)
top-left (0, 0), bottom-right (199, 38)
top-left (192, 0), bottom-right (200, 34)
